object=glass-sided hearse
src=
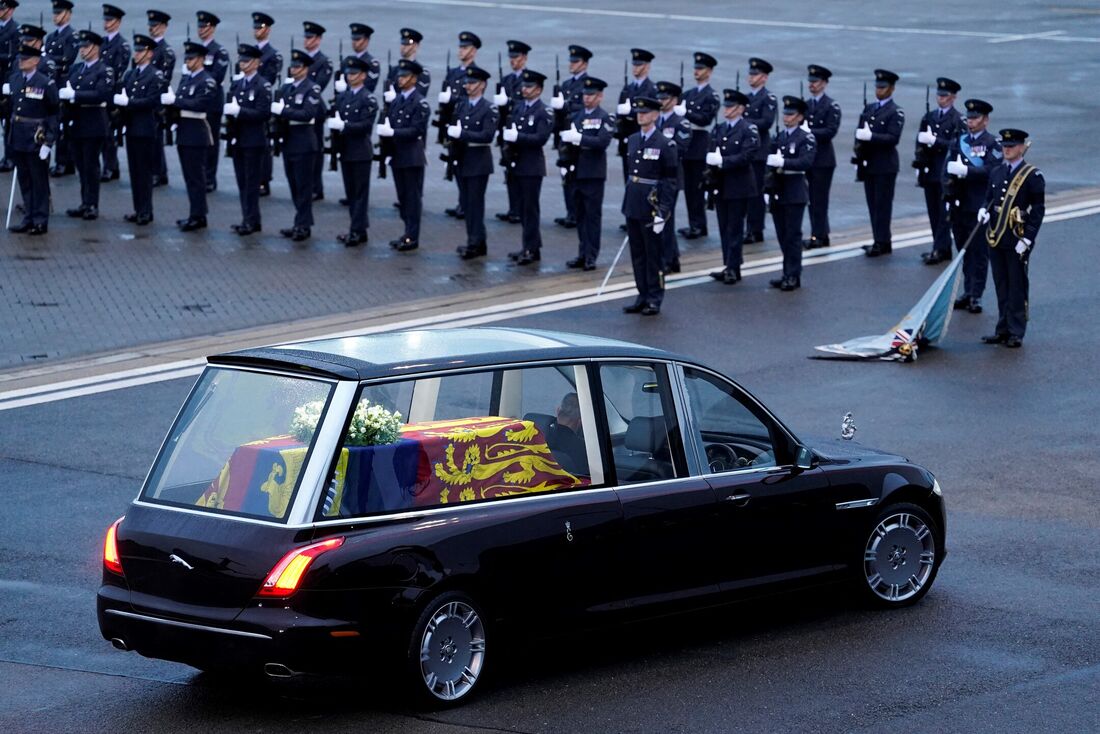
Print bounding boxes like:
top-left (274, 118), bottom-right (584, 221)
top-left (98, 327), bottom-right (946, 705)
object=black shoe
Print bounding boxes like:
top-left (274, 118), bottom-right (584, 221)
top-left (339, 198), bottom-right (350, 206)
top-left (28, 223), bottom-right (48, 235)
top-left (507, 249), bottom-right (524, 261)
top-left (66, 206), bottom-right (87, 218)
top-left (515, 249), bottom-right (540, 265)
top-left (206, 182), bottom-right (217, 193)
top-left (623, 302), bottom-right (645, 314)
top-left (459, 242), bottom-right (487, 260)
top-left (392, 201), bottom-right (401, 209)
top-left (967, 298), bottom-right (983, 314)
top-left (1003, 336), bottom-right (1022, 348)
top-left (922, 250), bottom-right (950, 265)
top-left (338, 232), bottom-right (366, 247)
top-left (665, 260), bottom-right (681, 274)
top-left (681, 228), bottom-right (706, 240)
top-left (710, 269), bottom-right (727, 281)
top-left (954, 296), bottom-right (971, 310)
top-left (100, 170), bottom-right (120, 182)
top-left (232, 223), bottom-right (259, 236)
top-left (583, 260), bottom-right (597, 271)
top-left (641, 303), bottom-right (661, 316)
top-left (125, 212), bottom-right (153, 225)
top-left (258, 183), bottom-right (270, 197)
top-left (495, 211), bottom-right (514, 222)
top-left (724, 269), bottom-right (741, 285)
top-left (389, 238), bottom-right (403, 248)
top-left (280, 227), bottom-right (297, 238)
top-left (395, 237), bottom-right (419, 252)
top-left (566, 256), bottom-right (585, 269)
top-left (153, 175), bottom-right (168, 187)
top-left (312, 192), bottom-right (324, 202)
top-left (50, 165), bottom-right (74, 178)
top-left (9, 221), bottom-right (32, 233)
top-left (803, 236), bottom-right (829, 250)
top-left (619, 223), bottom-right (627, 232)
top-left (554, 216), bottom-right (576, 229)
top-left (82, 207), bottom-right (99, 220)
top-left (445, 207), bottom-right (463, 218)
top-left (780, 276), bottom-right (801, 291)
top-left (0, 159), bottom-right (13, 173)
top-left (865, 244), bottom-right (885, 258)
top-left (981, 334), bottom-right (1007, 344)
top-left (291, 228), bottom-right (311, 242)
top-left (179, 217), bottom-right (207, 232)
top-left (770, 277), bottom-right (785, 289)
top-left (507, 214), bottom-right (521, 224)
top-left (744, 231), bottom-right (763, 244)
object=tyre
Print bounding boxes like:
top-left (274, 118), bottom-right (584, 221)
top-left (856, 502), bottom-right (942, 608)
top-left (405, 591), bottom-right (489, 707)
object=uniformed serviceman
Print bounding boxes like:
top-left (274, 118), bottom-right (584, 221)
top-left (0, 0), bottom-right (20, 173)
top-left (449, 65), bottom-right (497, 259)
top-left (676, 51), bottom-right (719, 241)
top-left (550, 44), bottom-right (589, 229)
top-left (196, 11), bottom-right (229, 193)
top-left (272, 48), bottom-right (324, 242)
top-left (225, 43), bottom-right (271, 235)
top-left (916, 77), bottom-right (963, 264)
top-left (705, 88), bottom-right (759, 285)
top-left (621, 96), bottom-right (678, 316)
top-left (146, 9), bottom-right (173, 187)
top-left (44, 0), bottom-right (77, 178)
top-left (344, 23), bottom-right (380, 93)
top-left (560, 75), bottom-right (614, 271)
top-left (164, 40), bottom-right (218, 232)
top-left (502, 68), bottom-right (553, 265)
top-left (764, 96), bottom-right (816, 291)
top-left (59, 29), bottom-right (112, 220)
top-left (654, 81), bottom-right (692, 273)
top-left (302, 21), bottom-right (332, 202)
top-left (944, 98), bottom-right (1001, 314)
top-left (440, 30), bottom-right (481, 220)
top-left (377, 58), bottom-right (429, 252)
top-left (803, 64), bottom-right (841, 249)
top-left (977, 129), bottom-right (1044, 348)
top-left (99, 4), bottom-right (128, 182)
top-left (492, 38), bottom-right (528, 224)
top-left (115, 33), bottom-right (161, 225)
top-left (385, 28), bottom-right (430, 98)
top-left (742, 57), bottom-right (777, 244)
top-left (251, 12), bottom-right (281, 197)
top-left (18, 24), bottom-right (56, 78)
top-left (614, 48), bottom-right (657, 183)
top-left (327, 54), bottom-right (377, 246)
top-left (854, 69), bottom-right (905, 257)
top-left (7, 43), bottom-right (58, 235)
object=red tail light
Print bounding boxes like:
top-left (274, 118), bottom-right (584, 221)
top-left (104, 517), bottom-right (125, 575)
top-left (258, 537), bottom-right (344, 598)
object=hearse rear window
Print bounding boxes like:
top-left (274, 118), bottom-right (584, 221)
top-left (140, 367), bottom-right (334, 521)
top-left (318, 365), bottom-right (604, 519)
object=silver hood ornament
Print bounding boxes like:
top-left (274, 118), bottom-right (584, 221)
top-left (841, 412), bottom-right (857, 441)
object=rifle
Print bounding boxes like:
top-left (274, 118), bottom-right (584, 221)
top-left (163, 22), bottom-right (192, 147)
top-left (224, 33), bottom-right (240, 158)
top-left (552, 54), bottom-right (565, 148)
top-left (328, 39), bottom-right (344, 171)
top-left (851, 81), bottom-right (868, 181)
top-left (912, 83), bottom-right (932, 185)
top-left (615, 56), bottom-right (634, 159)
top-left (735, 69), bottom-right (740, 91)
top-left (375, 49), bottom-right (393, 178)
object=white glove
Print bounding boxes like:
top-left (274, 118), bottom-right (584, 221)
top-left (232, 71), bottom-right (244, 81)
top-left (977, 207), bottom-right (990, 224)
top-left (438, 87), bottom-right (452, 104)
top-left (855, 122), bottom-right (872, 141)
top-left (799, 120), bottom-right (810, 133)
top-left (550, 93), bottom-right (565, 110)
top-left (282, 76), bottom-right (293, 86)
top-left (59, 82), bottom-right (75, 101)
top-left (383, 85), bottom-right (396, 103)
top-left (1, 83), bottom-right (10, 95)
top-left (113, 90), bottom-right (129, 107)
top-left (946, 155), bottom-right (967, 177)
top-left (491, 90), bottom-right (508, 107)
top-left (326, 113), bottom-right (345, 131)
top-left (559, 167), bottom-right (568, 177)
top-left (616, 101), bottom-right (631, 115)
top-left (376, 117), bottom-right (394, 137)
top-left (673, 102), bottom-right (687, 116)
top-left (560, 126), bottom-right (582, 145)
top-left (39, 144), bottom-right (51, 160)
top-left (334, 79), bottom-right (347, 93)
top-left (705, 147), bottom-right (722, 166)
top-left (447, 120), bottom-right (462, 139)
top-left (917, 129), bottom-right (936, 146)
top-left (502, 123), bottom-right (518, 142)
top-left (270, 100), bottom-right (286, 116)
top-left (652, 216), bottom-right (666, 234)
top-left (767, 152), bottom-right (785, 168)
top-left (1015, 240), bottom-right (1029, 256)
top-left (223, 99), bottom-right (241, 116)
top-left (160, 90), bottom-right (176, 105)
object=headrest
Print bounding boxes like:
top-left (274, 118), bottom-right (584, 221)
top-left (625, 416), bottom-right (666, 454)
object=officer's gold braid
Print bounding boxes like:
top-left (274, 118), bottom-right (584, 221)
top-left (986, 163), bottom-right (1036, 248)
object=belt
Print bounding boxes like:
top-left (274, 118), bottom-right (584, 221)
top-left (288, 119), bottom-right (314, 126)
top-left (781, 170), bottom-right (805, 176)
top-left (690, 123), bottom-right (709, 131)
top-left (467, 142), bottom-right (491, 148)
top-left (179, 110), bottom-right (207, 120)
top-left (629, 176), bottom-right (658, 185)
top-left (77, 102), bottom-right (107, 108)
top-left (14, 116), bottom-right (45, 123)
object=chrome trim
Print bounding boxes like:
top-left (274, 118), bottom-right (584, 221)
top-left (668, 362), bottom-right (703, 476)
top-left (286, 380), bottom-right (358, 525)
top-left (722, 493), bottom-right (751, 503)
top-left (835, 498), bottom-right (879, 510)
top-left (104, 609), bottom-right (273, 640)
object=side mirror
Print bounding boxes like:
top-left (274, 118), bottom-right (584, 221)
top-left (794, 445), bottom-right (814, 471)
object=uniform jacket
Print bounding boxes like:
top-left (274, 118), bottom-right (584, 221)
top-left (352, 51), bottom-right (381, 93)
top-left (681, 83), bottom-right (720, 160)
top-left (983, 161), bottom-right (1045, 247)
top-left (916, 105), bottom-right (962, 186)
top-left (622, 127), bottom-right (678, 219)
top-left (508, 97), bottom-right (553, 176)
top-left (335, 86), bottom-right (377, 162)
top-left (174, 69), bottom-right (219, 147)
top-left (151, 38), bottom-right (175, 87)
top-left (496, 68), bottom-right (524, 137)
top-left (569, 105), bottom-right (614, 180)
top-left (257, 42), bottom-right (282, 85)
top-left (657, 110), bottom-right (692, 188)
top-left (8, 68), bottom-right (58, 151)
top-left (102, 33), bottom-right (130, 91)
top-left (615, 77), bottom-right (658, 150)
top-left (856, 98), bottom-right (905, 175)
top-left (228, 73), bottom-right (272, 148)
top-left (454, 95), bottom-right (497, 178)
top-left (769, 126), bottom-right (817, 205)
top-left (386, 61), bottom-right (430, 96)
top-left (805, 94), bottom-right (841, 169)
top-left (560, 72), bottom-right (587, 119)
top-left (0, 19), bottom-right (20, 77)
top-left (442, 65), bottom-right (470, 101)
top-left (942, 128), bottom-right (1002, 211)
top-left (386, 88), bottom-right (429, 169)
top-left (64, 59), bottom-right (113, 138)
top-left (203, 39), bottom-right (230, 119)
top-left (120, 64), bottom-right (163, 138)
top-left (708, 117), bottom-right (760, 199)
top-left (307, 51), bottom-right (333, 91)
top-left (743, 86), bottom-right (777, 163)
top-left (44, 24), bottom-right (77, 80)
top-left (276, 79), bottom-right (324, 154)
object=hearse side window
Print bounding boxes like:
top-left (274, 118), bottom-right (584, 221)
top-left (598, 363), bottom-right (685, 485)
top-left (682, 368), bottom-right (778, 472)
top-left (319, 364), bottom-right (604, 519)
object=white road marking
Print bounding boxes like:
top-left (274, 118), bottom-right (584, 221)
top-left (987, 30), bottom-right (1068, 44)
top-left (2, 198), bottom-right (1099, 411)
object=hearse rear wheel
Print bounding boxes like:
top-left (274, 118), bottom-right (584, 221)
top-left (406, 591), bottom-right (488, 707)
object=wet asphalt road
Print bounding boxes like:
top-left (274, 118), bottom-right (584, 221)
top-left (1, 211), bottom-right (1098, 733)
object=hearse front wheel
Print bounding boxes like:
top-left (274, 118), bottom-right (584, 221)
top-left (406, 591), bottom-right (488, 707)
top-left (858, 502), bottom-right (941, 608)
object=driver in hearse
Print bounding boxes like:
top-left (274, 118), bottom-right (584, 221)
top-left (545, 392), bottom-right (588, 476)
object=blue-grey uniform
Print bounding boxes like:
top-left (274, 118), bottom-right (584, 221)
top-left (917, 77), bottom-right (964, 260)
top-left (452, 74), bottom-right (497, 257)
top-left (118, 43), bottom-right (163, 223)
top-left (655, 81), bottom-right (692, 271)
top-left (304, 25), bottom-right (333, 201)
top-left (148, 14), bottom-right (175, 184)
top-left (506, 70), bottom-right (553, 262)
top-left (333, 68), bottom-right (378, 243)
top-left (0, 8), bottom-right (20, 170)
top-left (615, 48), bottom-right (657, 182)
top-left (62, 35), bottom-right (113, 217)
top-left (44, 19), bottom-right (77, 173)
top-left (622, 97), bottom-right (678, 314)
top-left (385, 60), bottom-right (430, 248)
top-left (440, 31), bottom-right (480, 218)
top-left (7, 52), bottom-right (58, 232)
top-left (228, 57), bottom-right (272, 233)
top-left (742, 60), bottom-right (777, 241)
top-left (275, 67), bottom-right (324, 237)
top-left (766, 98), bottom-right (817, 287)
top-left (254, 38), bottom-right (281, 190)
top-left (554, 49), bottom-right (588, 226)
top-left (495, 40), bottom-right (528, 222)
top-left (804, 65), bottom-right (841, 247)
top-left (565, 76), bottom-right (614, 268)
top-left (981, 130), bottom-right (1044, 344)
top-left (100, 20), bottom-right (130, 179)
top-left (173, 53), bottom-right (219, 224)
top-left (855, 69), bottom-right (905, 255)
top-left (707, 90), bottom-right (760, 280)
top-left (386, 28), bottom-right (430, 96)
top-left (678, 52), bottom-right (720, 239)
top-left (347, 23), bottom-right (381, 93)
top-left (943, 99), bottom-right (1002, 307)
top-left (200, 25), bottom-right (230, 188)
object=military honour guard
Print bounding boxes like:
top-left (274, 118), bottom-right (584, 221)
top-left (345, 23), bottom-right (380, 94)
top-left (386, 28), bottom-right (429, 98)
top-left (705, 88), bottom-right (759, 285)
top-left (614, 47), bottom-right (656, 183)
top-left (328, 54), bottom-right (377, 246)
top-left (44, 0), bottom-right (76, 177)
top-left (8, 41), bottom-right (58, 234)
top-left (448, 64), bottom-right (496, 258)
top-left (439, 30), bottom-right (480, 219)
top-left (654, 80), bottom-right (691, 273)
top-left (145, 9), bottom-right (172, 187)
top-left (272, 48), bottom-right (324, 241)
top-left (99, 4), bottom-right (128, 182)
top-left (251, 12), bottom-right (280, 197)
top-left (302, 21), bottom-right (331, 202)
top-left (60, 27), bottom-right (111, 220)
top-left (561, 75), bottom-right (613, 271)
top-left (0, 0), bottom-right (20, 173)
top-left (915, 77), bottom-right (963, 264)
top-left (165, 40), bottom-right (218, 232)
top-left (803, 64), bottom-right (840, 250)
top-left (677, 51), bottom-right (719, 241)
top-left (764, 96), bottom-right (816, 291)
top-left (504, 68), bottom-right (552, 265)
top-left (742, 57), bottom-right (776, 244)
top-left (115, 32), bottom-right (161, 225)
top-left (550, 45), bottom-right (589, 230)
top-left (492, 38), bottom-right (528, 224)
top-left (196, 11), bottom-right (228, 193)
top-left (225, 42), bottom-right (271, 235)
top-left (379, 58), bottom-right (429, 252)
top-left (854, 68), bottom-right (905, 257)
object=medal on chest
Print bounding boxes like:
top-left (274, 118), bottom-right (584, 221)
top-left (643, 147), bottom-right (660, 160)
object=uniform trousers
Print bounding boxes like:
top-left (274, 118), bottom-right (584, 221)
top-left (233, 147), bottom-right (264, 228)
top-left (125, 136), bottom-right (156, 218)
top-left (924, 182), bottom-right (952, 255)
top-left (312, 125), bottom-right (326, 198)
top-left (716, 197), bottom-right (749, 270)
top-left (156, 130), bottom-right (167, 179)
top-left (681, 159), bottom-right (707, 233)
top-left (262, 145), bottom-right (273, 185)
top-left (626, 217), bottom-right (664, 307)
top-left (178, 145), bottom-right (209, 218)
top-left (341, 159), bottom-right (372, 235)
top-left (504, 168), bottom-right (520, 216)
top-left (807, 167), bottom-right (834, 240)
top-left (12, 151), bottom-right (50, 225)
top-left (55, 123), bottom-right (74, 169)
top-left (102, 130), bottom-right (119, 175)
top-left (746, 160), bottom-right (767, 235)
top-left (951, 210), bottom-right (989, 299)
top-left (205, 110), bottom-right (222, 186)
top-left (393, 166), bottom-right (424, 240)
top-left (988, 243), bottom-right (1030, 339)
top-left (517, 175), bottom-right (543, 252)
top-left (863, 172), bottom-right (897, 246)
top-left (72, 137), bottom-right (103, 209)
top-left (458, 174), bottom-right (488, 246)
top-left (572, 178), bottom-right (604, 262)
top-left (661, 192), bottom-right (681, 269)
top-left (561, 176), bottom-right (576, 220)
top-left (284, 152), bottom-right (315, 229)
top-left (771, 200), bottom-right (806, 279)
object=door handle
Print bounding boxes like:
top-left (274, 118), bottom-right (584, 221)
top-left (722, 493), bottom-right (751, 506)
